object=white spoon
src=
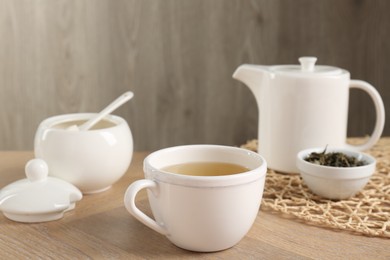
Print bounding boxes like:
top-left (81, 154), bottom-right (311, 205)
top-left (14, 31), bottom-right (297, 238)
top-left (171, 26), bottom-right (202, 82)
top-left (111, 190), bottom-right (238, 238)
top-left (67, 91), bottom-right (134, 131)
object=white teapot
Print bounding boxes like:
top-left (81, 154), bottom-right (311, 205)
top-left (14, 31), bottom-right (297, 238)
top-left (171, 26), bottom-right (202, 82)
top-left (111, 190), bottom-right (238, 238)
top-left (233, 57), bottom-right (385, 173)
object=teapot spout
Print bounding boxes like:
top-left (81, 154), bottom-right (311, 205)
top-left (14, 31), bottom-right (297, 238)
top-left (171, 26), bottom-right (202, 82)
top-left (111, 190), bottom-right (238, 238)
top-left (233, 64), bottom-right (270, 104)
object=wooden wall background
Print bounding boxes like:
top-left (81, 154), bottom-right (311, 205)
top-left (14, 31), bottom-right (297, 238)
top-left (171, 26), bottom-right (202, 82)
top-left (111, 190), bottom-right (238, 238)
top-left (0, 0), bottom-right (389, 151)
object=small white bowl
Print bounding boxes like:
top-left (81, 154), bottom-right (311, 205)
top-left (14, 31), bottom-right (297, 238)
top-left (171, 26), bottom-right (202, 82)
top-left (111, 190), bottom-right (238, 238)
top-left (34, 113), bottom-right (133, 194)
top-left (296, 147), bottom-right (376, 200)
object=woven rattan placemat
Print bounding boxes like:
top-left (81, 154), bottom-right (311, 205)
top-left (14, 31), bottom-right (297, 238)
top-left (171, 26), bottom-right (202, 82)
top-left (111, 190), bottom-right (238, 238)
top-left (241, 138), bottom-right (390, 238)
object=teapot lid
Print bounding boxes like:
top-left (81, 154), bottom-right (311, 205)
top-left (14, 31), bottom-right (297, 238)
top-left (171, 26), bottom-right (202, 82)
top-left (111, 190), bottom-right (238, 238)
top-left (270, 57), bottom-right (346, 76)
top-left (0, 159), bottom-right (82, 223)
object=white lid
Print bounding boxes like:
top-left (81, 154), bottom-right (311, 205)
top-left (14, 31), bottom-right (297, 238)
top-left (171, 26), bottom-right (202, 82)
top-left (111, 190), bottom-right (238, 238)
top-left (0, 159), bottom-right (82, 223)
top-left (269, 57), bottom-right (346, 76)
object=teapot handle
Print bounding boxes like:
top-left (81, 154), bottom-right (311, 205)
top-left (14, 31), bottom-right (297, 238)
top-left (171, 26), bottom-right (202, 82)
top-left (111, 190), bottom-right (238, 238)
top-left (345, 80), bottom-right (385, 151)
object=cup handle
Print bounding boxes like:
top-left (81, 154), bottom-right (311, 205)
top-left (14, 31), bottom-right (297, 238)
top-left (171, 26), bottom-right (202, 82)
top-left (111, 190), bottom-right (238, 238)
top-left (346, 80), bottom-right (385, 151)
top-left (124, 179), bottom-right (168, 235)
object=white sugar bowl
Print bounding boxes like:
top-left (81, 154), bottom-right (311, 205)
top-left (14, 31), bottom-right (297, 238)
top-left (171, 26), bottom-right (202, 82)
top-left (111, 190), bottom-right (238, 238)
top-left (34, 113), bottom-right (133, 194)
top-left (0, 159), bottom-right (82, 223)
top-left (296, 147), bottom-right (376, 200)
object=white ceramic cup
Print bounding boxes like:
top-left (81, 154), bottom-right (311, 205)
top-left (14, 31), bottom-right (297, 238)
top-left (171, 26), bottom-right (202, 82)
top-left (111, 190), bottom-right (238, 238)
top-left (124, 145), bottom-right (267, 252)
top-left (34, 113), bottom-right (133, 194)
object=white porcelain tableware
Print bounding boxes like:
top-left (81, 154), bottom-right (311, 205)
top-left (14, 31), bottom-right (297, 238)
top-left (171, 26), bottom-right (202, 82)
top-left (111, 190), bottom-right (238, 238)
top-left (0, 159), bottom-right (82, 223)
top-left (296, 147), bottom-right (376, 200)
top-left (124, 145), bottom-right (267, 252)
top-left (233, 57), bottom-right (385, 173)
top-left (35, 113), bottom-right (133, 194)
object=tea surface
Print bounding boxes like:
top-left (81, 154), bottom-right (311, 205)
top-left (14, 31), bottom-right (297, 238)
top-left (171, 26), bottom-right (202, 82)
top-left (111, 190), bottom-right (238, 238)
top-left (161, 162), bottom-right (249, 176)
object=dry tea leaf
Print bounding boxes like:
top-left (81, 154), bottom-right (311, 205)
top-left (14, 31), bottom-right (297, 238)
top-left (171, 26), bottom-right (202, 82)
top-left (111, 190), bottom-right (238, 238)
top-left (304, 147), bottom-right (366, 167)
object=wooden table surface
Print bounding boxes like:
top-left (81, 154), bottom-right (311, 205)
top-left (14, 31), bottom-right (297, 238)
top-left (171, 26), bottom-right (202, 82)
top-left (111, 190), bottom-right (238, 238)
top-left (0, 151), bottom-right (388, 259)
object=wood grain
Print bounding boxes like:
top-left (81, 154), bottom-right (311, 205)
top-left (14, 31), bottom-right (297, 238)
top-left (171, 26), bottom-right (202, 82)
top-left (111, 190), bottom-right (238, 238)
top-left (0, 150), bottom-right (388, 259)
top-left (0, 0), bottom-right (389, 151)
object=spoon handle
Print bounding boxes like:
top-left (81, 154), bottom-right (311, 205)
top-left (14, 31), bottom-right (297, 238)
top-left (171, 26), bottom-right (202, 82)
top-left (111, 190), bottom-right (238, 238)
top-left (79, 91), bottom-right (134, 131)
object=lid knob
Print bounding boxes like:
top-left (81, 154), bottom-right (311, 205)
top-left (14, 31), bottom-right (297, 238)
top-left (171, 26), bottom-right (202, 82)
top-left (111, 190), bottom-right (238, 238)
top-left (25, 159), bottom-right (48, 182)
top-left (299, 56), bottom-right (317, 72)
